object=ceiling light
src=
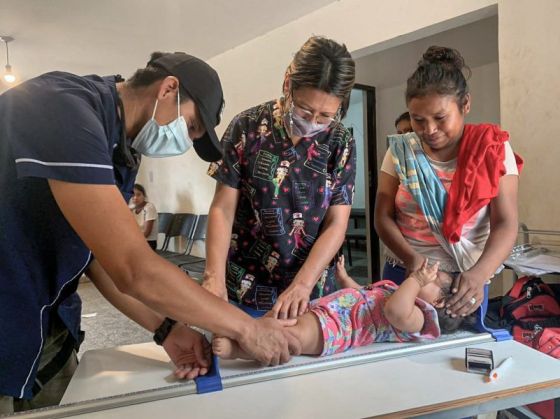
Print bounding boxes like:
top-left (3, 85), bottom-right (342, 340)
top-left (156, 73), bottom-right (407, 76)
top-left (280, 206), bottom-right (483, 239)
top-left (1, 36), bottom-right (16, 84)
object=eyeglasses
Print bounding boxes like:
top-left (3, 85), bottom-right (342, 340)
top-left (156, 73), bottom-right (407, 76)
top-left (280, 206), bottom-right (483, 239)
top-left (290, 98), bottom-right (340, 125)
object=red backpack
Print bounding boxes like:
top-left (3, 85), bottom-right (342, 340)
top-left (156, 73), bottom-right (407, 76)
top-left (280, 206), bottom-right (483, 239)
top-left (501, 276), bottom-right (560, 322)
top-left (534, 327), bottom-right (560, 358)
top-left (501, 277), bottom-right (560, 349)
top-left (502, 277), bottom-right (560, 419)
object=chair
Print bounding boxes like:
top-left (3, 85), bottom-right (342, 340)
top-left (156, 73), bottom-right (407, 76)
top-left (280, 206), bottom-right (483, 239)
top-left (344, 227), bottom-right (367, 266)
top-left (157, 213), bottom-right (198, 258)
top-left (156, 212), bottom-right (174, 250)
top-left (172, 215), bottom-right (209, 267)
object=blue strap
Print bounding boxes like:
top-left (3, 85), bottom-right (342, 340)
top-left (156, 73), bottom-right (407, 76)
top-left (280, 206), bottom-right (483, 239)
top-left (474, 284), bottom-right (512, 341)
top-left (195, 354), bottom-right (223, 394)
top-left (193, 302), bottom-right (264, 394)
top-left (229, 300), bottom-right (267, 318)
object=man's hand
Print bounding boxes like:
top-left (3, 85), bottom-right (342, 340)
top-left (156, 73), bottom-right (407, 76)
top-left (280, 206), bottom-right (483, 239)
top-left (270, 282), bottom-right (313, 319)
top-left (162, 323), bottom-right (212, 380)
top-left (446, 269), bottom-right (487, 317)
top-left (236, 317), bottom-right (300, 366)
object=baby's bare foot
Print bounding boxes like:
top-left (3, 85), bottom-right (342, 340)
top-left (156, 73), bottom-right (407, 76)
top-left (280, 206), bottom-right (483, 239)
top-left (212, 337), bottom-right (244, 360)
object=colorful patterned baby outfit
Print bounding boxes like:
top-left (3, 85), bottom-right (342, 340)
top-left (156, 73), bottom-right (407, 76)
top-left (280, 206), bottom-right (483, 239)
top-left (309, 280), bottom-right (441, 356)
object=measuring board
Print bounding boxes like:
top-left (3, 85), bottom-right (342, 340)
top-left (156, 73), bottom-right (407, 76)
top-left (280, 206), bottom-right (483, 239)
top-left (20, 331), bottom-right (493, 418)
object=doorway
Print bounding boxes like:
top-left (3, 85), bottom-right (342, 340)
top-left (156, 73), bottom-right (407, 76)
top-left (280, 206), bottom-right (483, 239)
top-left (341, 84), bottom-right (379, 284)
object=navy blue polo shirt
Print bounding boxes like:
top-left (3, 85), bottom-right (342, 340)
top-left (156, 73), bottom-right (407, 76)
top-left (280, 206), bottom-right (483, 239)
top-left (0, 72), bottom-right (137, 399)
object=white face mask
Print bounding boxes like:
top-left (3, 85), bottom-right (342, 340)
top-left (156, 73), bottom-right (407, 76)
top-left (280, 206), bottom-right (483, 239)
top-left (281, 90), bottom-right (334, 138)
top-left (285, 110), bottom-right (330, 138)
top-left (131, 92), bottom-right (193, 158)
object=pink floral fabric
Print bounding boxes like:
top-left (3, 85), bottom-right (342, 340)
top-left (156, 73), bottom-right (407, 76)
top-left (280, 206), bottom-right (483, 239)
top-left (309, 280), bottom-right (441, 356)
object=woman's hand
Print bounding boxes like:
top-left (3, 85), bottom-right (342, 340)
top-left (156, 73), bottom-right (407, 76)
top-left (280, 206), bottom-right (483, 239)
top-left (201, 273), bottom-right (228, 301)
top-left (404, 254), bottom-right (427, 278)
top-left (270, 282), bottom-right (313, 319)
top-left (445, 269), bottom-right (487, 316)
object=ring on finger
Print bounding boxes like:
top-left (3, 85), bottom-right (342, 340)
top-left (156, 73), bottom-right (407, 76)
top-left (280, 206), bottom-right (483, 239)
top-left (469, 297), bottom-right (477, 306)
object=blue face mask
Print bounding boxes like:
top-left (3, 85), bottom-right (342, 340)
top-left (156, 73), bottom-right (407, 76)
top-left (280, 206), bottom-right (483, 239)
top-left (131, 92), bottom-right (193, 158)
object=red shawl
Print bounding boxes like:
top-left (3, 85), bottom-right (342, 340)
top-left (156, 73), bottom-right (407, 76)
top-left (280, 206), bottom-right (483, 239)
top-left (442, 124), bottom-right (523, 243)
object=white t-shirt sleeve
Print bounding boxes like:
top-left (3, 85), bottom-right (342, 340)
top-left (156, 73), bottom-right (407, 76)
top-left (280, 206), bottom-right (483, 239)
top-left (503, 141), bottom-right (519, 175)
top-left (144, 202), bottom-right (157, 221)
top-left (380, 149), bottom-right (397, 177)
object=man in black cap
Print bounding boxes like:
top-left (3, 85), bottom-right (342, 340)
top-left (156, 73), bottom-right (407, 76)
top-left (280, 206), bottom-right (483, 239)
top-left (0, 52), bottom-right (298, 413)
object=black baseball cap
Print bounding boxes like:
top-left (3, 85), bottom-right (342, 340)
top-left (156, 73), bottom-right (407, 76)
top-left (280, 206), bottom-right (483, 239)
top-left (149, 52), bottom-right (225, 162)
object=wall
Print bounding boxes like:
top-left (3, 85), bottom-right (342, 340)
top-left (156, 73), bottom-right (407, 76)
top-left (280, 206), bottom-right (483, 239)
top-left (353, 16), bottom-right (499, 170)
top-left (208, 0), bottom-right (496, 128)
top-left (0, 0), bottom-right (339, 93)
top-left (499, 0), bottom-right (560, 231)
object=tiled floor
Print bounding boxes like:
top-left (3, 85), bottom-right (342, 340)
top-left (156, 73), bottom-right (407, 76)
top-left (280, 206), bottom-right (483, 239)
top-left (77, 279), bottom-right (151, 357)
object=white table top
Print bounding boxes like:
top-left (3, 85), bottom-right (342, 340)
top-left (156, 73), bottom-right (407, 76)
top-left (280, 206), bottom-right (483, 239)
top-left (56, 338), bottom-right (560, 418)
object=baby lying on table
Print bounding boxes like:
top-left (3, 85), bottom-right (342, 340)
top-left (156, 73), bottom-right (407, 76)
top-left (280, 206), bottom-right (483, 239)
top-left (213, 257), bottom-right (476, 359)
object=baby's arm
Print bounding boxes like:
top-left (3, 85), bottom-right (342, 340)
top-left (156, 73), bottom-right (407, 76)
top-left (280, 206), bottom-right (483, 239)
top-left (383, 260), bottom-right (439, 333)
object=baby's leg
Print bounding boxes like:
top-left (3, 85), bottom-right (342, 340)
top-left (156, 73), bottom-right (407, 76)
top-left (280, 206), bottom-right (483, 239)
top-left (335, 255), bottom-right (362, 290)
top-left (212, 313), bottom-right (324, 360)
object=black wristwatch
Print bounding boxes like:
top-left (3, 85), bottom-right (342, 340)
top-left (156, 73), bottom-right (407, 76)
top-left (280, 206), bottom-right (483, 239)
top-left (153, 317), bottom-right (177, 345)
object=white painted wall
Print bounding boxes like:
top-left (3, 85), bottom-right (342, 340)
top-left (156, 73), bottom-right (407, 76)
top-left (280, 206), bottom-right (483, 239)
top-left (353, 16), bottom-right (499, 171)
top-left (0, 0), bottom-right (338, 92)
top-left (499, 0), bottom-right (560, 232)
top-left (207, 0), bottom-right (496, 129)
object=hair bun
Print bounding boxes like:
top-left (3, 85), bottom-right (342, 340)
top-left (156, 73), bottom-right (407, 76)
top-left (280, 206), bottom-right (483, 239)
top-left (421, 46), bottom-right (465, 70)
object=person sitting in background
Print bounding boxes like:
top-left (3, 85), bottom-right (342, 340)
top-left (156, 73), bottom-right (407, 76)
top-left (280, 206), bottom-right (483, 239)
top-left (130, 184), bottom-right (159, 250)
top-left (213, 257), bottom-right (476, 360)
top-left (394, 111), bottom-right (412, 134)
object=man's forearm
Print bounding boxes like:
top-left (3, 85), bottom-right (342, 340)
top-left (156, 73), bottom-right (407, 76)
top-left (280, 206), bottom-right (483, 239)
top-left (122, 252), bottom-right (253, 341)
top-left (86, 260), bottom-right (163, 333)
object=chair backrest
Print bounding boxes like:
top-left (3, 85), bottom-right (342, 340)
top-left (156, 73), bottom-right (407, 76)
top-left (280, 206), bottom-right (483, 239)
top-left (157, 212), bottom-right (174, 234)
top-left (186, 215), bottom-right (208, 255)
top-left (192, 215), bottom-right (208, 240)
top-left (162, 213), bottom-right (197, 251)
